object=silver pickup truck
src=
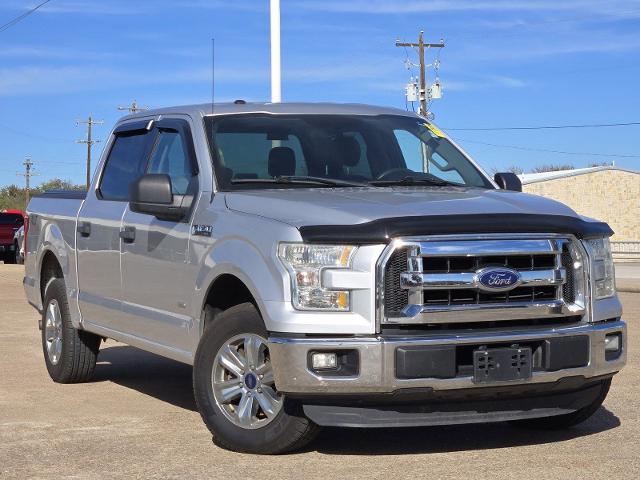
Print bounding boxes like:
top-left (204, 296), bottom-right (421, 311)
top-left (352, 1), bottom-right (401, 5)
top-left (24, 102), bottom-right (626, 454)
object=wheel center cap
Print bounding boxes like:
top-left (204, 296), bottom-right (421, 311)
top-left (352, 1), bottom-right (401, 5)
top-left (244, 373), bottom-right (258, 390)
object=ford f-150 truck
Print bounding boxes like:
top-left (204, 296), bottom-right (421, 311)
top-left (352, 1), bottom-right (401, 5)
top-left (24, 103), bottom-right (626, 454)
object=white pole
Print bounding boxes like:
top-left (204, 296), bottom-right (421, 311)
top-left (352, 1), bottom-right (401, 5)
top-left (270, 0), bottom-right (282, 103)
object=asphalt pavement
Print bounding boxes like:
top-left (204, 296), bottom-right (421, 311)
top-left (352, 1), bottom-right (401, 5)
top-left (1, 264), bottom-right (638, 479)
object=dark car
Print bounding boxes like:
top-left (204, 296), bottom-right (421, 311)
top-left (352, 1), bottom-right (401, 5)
top-left (0, 210), bottom-right (25, 264)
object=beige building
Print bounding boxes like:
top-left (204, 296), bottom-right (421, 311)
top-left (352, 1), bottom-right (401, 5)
top-left (519, 166), bottom-right (639, 243)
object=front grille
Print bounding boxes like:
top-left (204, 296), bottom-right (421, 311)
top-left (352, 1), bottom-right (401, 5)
top-left (561, 245), bottom-right (576, 304)
top-left (384, 247), bottom-right (409, 316)
top-left (381, 237), bottom-right (585, 325)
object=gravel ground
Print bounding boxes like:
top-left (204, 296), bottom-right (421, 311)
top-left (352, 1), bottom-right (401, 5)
top-left (1, 264), bottom-right (638, 479)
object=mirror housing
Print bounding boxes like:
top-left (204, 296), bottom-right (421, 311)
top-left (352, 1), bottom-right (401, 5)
top-left (494, 172), bottom-right (522, 192)
top-left (129, 174), bottom-right (187, 221)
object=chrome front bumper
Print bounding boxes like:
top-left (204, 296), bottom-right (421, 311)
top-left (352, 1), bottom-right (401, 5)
top-left (268, 320), bottom-right (626, 394)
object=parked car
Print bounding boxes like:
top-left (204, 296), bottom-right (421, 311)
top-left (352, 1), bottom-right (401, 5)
top-left (0, 209), bottom-right (24, 264)
top-left (14, 225), bottom-right (25, 264)
top-left (23, 103), bottom-right (626, 454)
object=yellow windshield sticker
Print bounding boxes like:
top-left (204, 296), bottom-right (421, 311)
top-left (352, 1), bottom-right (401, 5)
top-left (425, 123), bottom-right (446, 138)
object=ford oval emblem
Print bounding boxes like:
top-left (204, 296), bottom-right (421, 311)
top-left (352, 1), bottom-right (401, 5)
top-left (476, 268), bottom-right (522, 292)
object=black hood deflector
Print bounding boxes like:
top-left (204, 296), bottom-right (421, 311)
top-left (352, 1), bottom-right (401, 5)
top-left (299, 214), bottom-right (613, 244)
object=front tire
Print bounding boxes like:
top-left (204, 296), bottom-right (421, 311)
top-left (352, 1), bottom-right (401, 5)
top-left (41, 278), bottom-right (101, 383)
top-left (193, 303), bottom-right (319, 454)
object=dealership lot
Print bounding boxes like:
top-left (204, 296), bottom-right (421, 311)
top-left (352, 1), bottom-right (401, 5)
top-left (1, 264), bottom-right (638, 479)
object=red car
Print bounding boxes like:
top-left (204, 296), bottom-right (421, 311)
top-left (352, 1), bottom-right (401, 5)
top-left (0, 209), bottom-right (25, 264)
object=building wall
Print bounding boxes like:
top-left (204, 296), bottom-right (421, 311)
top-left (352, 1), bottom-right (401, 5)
top-left (523, 170), bottom-right (639, 241)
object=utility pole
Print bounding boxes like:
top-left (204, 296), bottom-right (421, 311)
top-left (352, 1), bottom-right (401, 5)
top-left (17, 157), bottom-right (37, 209)
top-left (76, 116), bottom-right (103, 189)
top-left (396, 31), bottom-right (445, 117)
top-left (118, 100), bottom-right (147, 113)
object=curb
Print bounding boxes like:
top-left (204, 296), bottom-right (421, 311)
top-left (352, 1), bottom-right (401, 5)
top-left (616, 280), bottom-right (640, 293)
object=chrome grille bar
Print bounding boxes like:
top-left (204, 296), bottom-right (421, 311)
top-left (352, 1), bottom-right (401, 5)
top-left (415, 239), bottom-right (561, 256)
top-left (400, 268), bottom-right (566, 290)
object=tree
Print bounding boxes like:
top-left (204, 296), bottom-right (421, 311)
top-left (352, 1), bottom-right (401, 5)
top-left (0, 178), bottom-right (85, 210)
top-left (530, 164), bottom-right (575, 173)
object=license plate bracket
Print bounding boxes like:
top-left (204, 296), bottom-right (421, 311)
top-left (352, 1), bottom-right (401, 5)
top-left (473, 346), bottom-right (532, 383)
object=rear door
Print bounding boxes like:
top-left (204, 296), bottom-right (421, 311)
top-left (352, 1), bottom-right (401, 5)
top-left (119, 118), bottom-right (200, 352)
top-left (77, 121), bottom-right (154, 331)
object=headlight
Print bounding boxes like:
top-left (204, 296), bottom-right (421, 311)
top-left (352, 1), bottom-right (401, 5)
top-left (586, 237), bottom-right (615, 299)
top-left (278, 243), bottom-right (356, 311)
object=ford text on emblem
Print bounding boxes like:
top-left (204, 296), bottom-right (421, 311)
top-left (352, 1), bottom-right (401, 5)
top-left (476, 268), bottom-right (522, 292)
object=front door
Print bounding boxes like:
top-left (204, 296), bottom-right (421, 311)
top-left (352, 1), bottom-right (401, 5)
top-left (119, 118), bottom-right (200, 353)
top-left (77, 122), bottom-right (154, 331)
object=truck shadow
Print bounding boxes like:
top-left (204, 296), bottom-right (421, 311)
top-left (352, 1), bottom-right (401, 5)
top-left (94, 345), bottom-right (621, 455)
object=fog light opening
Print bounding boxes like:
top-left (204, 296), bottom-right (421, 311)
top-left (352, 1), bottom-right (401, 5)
top-left (311, 352), bottom-right (338, 370)
top-left (604, 333), bottom-right (622, 360)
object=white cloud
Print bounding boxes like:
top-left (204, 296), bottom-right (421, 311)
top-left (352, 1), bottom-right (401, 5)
top-left (295, 0), bottom-right (640, 15)
top-left (0, 45), bottom-right (124, 60)
top-left (0, 64), bottom-right (268, 96)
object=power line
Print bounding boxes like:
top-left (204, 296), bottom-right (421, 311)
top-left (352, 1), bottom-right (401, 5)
top-left (445, 121), bottom-right (640, 132)
top-left (0, 0), bottom-right (52, 33)
top-left (453, 137), bottom-right (640, 159)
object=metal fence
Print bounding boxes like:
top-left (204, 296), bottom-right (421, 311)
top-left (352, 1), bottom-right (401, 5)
top-left (611, 241), bottom-right (640, 259)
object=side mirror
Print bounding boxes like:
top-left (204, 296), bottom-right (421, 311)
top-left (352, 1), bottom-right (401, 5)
top-left (129, 174), bottom-right (187, 221)
top-left (494, 172), bottom-right (522, 192)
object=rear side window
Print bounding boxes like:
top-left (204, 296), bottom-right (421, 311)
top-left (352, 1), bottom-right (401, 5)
top-left (99, 131), bottom-right (151, 201)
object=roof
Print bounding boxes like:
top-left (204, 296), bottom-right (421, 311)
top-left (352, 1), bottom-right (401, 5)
top-left (519, 166), bottom-right (640, 185)
top-left (120, 101), bottom-right (417, 122)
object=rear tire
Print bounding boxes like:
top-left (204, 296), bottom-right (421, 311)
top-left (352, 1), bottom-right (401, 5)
top-left (193, 302), bottom-right (319, 454)
top-left (41, 278), bottom-right (101, 383)
top-left (4, 252), bottom-right (16, 264)
top-left (510, 379), bottom-right (611, 429)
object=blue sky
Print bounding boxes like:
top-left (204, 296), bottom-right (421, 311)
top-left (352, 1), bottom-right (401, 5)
top-left (1, 0), bottom-right (640, 187)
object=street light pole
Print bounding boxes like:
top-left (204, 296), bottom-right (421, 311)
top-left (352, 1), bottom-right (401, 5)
top-left (270, 0), bottom-right (282, 103)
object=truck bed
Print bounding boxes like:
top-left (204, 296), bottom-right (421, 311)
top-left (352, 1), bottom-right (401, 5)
top-left (23, 190), bottom-right (87, 316)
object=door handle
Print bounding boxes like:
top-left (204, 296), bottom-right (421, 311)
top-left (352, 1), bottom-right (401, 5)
top-left (119, 226), bottom-right (136, 243)
top-left (77, 221), bottom-right (91, 237)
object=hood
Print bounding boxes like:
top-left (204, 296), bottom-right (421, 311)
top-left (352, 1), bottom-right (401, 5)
top-left (224, 186), bottom-right (579, 228)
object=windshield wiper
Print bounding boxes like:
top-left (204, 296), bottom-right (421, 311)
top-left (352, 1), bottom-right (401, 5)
top-left (231, 176), bottom-right (368, 187)
top-left (369, 176), bottom-right (455, 187)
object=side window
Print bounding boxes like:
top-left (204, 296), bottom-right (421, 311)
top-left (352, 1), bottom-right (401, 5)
top-left (428, 151), bottom-right (465, 183)
top-left (393, 129), bottom-right (424, 172)
top-left (146, 130), bottom-right (195, 195)
top-left (99, 131), bottom-right (151, 201)
top-left (393, 129), bottom-right (465, 183)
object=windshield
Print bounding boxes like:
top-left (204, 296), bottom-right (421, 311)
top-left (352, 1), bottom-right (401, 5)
top-left (205, 114), bottom-right (492, 190)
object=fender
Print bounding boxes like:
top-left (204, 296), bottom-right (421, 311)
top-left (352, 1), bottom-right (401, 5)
top-left (37, 220), bottom-right (82, 328)
top-left (192, 236), bottom-right (290, 333)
